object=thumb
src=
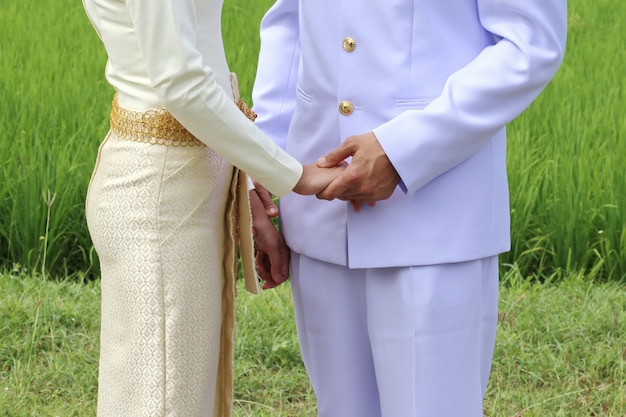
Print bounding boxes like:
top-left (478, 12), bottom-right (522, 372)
top-left (318, 141), bottom-right (354, 168)
top-left (267, 242), bottom-right (289, 287)
top-left (261, 195), bottom-right (278, 218)
top-left (254, 183), bottom-right (278, 217)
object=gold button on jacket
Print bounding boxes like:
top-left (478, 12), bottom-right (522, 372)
top-left (342, 37), bottom-right (356, 52)
top-left (339, 101), bottom-right (354, 115)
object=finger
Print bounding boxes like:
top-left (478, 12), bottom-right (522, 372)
top-left (268, 241), bottom-right (290, 285)
top-left (316, 174), bottom-right (350, 201)
top-left (262, 279), bottom-right (281, 290)
top-left (329, 182), bottom-right (395, 202)
top-left (350, 200), bottom-right (363, 212)
top-left (317, 141), bottom-right (355, 168)
top-left (261, 269), bottom-right (279, 289)
top-left (349, 199), bottom-right (377, 212)
top-left (255, 251), bottom-right (273, 282)
top-left (259, 251), bottom-right (283, 290)
top-left (254, 185), bottom-right (278, 217)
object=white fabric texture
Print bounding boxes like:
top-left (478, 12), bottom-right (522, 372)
top-left (290, 253), bottom-right (499, 417)
top-left (252, 0), bottom-right (567, 267)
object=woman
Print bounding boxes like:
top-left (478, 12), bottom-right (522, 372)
top-left (82, 0), bottom-right (340, 416)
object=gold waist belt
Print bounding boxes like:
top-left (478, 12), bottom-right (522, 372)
top-left (109, 94), bottom-right (257, 147)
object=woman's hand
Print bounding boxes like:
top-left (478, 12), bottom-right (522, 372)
top-left (292, 163), bottom-right (346, 196)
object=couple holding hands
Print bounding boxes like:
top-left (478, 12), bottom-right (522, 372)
top-left (83, 0), bottom-right (567, 416)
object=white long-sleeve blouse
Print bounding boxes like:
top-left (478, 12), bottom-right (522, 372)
top-left (83, 0), bottom-right (302, 196)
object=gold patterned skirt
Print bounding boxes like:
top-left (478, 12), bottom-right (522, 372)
top-left (86, 125), bottom-right (242, 416)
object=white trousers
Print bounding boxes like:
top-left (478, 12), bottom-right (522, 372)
top-left (290, 253), bottom-right (499, 417)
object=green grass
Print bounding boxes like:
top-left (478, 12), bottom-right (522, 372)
top-left (0, 270), bottom-right (100, 416)
top-left (501, 5), bottom-right (626, 281)
top-left (0, 0), bottom-right (625, 281)
top-left (1, 271), bottom-right (624, 416)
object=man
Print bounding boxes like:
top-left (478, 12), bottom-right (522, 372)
top-left (250, 1), bottom-right (567, 415)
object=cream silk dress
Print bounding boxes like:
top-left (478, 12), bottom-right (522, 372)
top-left (82, 0), bottom-right (302, 416)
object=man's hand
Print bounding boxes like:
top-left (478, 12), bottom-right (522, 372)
top-left (249, 188), bottom-right (290, 289)
top-left (316, 132), bottom-right (401, 203)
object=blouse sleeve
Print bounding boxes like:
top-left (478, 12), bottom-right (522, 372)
top-left (124, 0), bottom-right (302, 197)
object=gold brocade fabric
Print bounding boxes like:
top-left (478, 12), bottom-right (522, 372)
top-left (109, 93), bottom-right (257, 147)
top-left (110, 95), bottom-right (204, 146)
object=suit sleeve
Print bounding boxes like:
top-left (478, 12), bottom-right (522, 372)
top-left (251, 0), bottom-right (301, 150)
top-left (373, 0), bottom-right (567, 194)
top-left (124, 0), bottom-right (302, 197)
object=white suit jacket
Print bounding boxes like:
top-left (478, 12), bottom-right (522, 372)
top-left (253, 0), bottom-right (567, 268)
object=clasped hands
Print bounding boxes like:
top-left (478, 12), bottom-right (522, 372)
top-left (251, 132), bottom-right (400, 289)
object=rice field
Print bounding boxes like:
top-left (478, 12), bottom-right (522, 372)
top-left (1, 0), bottom-right (624, 281)
top-left (1, 0), bottom-right (624, 282)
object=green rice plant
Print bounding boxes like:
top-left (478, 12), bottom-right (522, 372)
top-left (0, 0), bottom-right (625, 281)
top-left (0, 0), bottom-right (111, 277)
top-left (502, 0), bottom-right (626, 281)
top-left (222, 0), bottom-right (276, 101)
